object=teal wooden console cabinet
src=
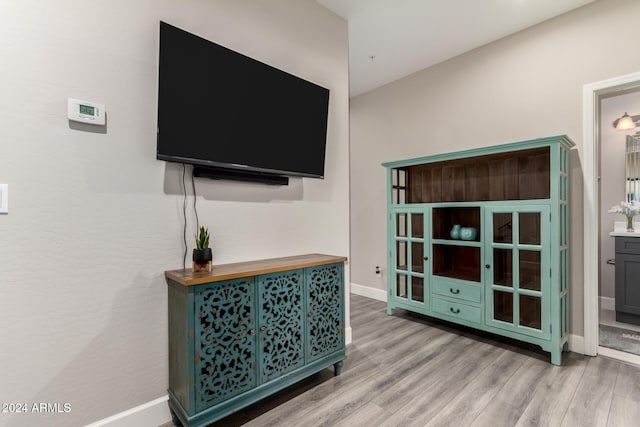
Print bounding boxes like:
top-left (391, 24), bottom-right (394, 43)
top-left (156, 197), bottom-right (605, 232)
top-left (165, 254), bottom-right (346, 426)
top-left (383, 135), bottom-right (574, 365)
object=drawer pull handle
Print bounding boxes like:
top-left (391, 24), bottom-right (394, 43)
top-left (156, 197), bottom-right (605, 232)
top-left (450, 307), bottom-right (460, 314)
top-left (450, 288), bottom-right (460, 295)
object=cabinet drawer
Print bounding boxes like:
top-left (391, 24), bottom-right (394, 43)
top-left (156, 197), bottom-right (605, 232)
top-left (432, 278), bottom-right (481, 304)
top-left (432, 297), bottom-right (482, 324)
top-left (616, 237), bottom-right (640, 255)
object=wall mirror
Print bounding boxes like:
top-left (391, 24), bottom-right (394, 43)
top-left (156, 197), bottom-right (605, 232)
top-left (627, 133), bottom-right (640, 201)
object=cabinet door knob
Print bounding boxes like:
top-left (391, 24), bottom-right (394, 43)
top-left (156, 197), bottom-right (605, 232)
top-left (424, 256), bottom-right (429, 261)
top-left (450, 288), bottom-right (460, 295)
top-left (250, 329), bottom-right (256, 336)
top-left (485, 264), bottom-right (491, 269)
top-left (450, 307), bottom-right (460, 314)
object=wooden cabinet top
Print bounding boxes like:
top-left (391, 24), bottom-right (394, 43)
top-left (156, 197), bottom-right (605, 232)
top-left (165, 253), bottom-right (347, 286)
top-left (382, 134), bottom-right (574, 169)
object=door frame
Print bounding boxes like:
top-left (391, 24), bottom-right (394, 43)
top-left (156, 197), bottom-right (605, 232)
top-left (582, 71), bottom-right (640, 357)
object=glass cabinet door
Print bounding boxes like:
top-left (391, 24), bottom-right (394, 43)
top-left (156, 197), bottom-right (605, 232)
top-left (484, 206), bottom-right (550, 339)
top-left (390, 208), bottom-right (429, 305)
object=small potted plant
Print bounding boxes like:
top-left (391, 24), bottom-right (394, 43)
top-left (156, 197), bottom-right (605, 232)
top-left (192, 226), bottom-right (213, 272)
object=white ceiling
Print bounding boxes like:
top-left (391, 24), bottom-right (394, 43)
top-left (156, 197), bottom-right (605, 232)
top-left (316, 0), bottom-right (596, 97)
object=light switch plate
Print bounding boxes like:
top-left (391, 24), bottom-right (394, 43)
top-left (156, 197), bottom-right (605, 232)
top-left (0, 184), bottom-right (8, 213)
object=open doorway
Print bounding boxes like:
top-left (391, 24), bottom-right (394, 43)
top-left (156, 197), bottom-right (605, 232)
top-left (583, 71), bottom-right (640, 364)
top-left (598, 90), bottom-right (640, 357)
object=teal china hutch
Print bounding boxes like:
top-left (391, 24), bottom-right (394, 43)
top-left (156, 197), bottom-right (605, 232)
top-left (383, 135), bottom-right (574, 365)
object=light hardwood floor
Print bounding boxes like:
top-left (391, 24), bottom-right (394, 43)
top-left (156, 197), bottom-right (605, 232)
top-left (166, 295), bottom-right (640, 427)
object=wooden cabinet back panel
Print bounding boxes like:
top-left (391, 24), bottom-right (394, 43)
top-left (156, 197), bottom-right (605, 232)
top-left (403, 147), bottom-right (550, 203)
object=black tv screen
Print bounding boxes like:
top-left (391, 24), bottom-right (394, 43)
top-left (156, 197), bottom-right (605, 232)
top-left (157, 21), bottom-right (330, 179)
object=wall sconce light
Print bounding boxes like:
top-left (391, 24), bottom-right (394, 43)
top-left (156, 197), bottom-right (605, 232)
top-left (615, 112), bottom-right (637, 131)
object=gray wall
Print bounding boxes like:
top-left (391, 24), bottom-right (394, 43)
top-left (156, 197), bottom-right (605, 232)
top-left (0, 1), bottom-right (348, 426)
top-left (350, 0), bottom-right (640, 338)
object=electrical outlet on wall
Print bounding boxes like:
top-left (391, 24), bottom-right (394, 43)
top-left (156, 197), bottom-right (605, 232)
top-left (375, 265), bottom-right (383, 278)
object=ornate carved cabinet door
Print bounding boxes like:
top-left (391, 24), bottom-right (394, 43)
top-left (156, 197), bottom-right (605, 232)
top-left (306, 263), bottom-right (344, 363)
top-left (257, 269), bottom-right (305, 383)
top-left (194, 278), bottom-right (256, 412)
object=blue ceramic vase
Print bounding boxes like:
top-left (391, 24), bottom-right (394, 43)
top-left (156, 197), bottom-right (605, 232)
top-left (460, 227), bottom-right (478, 241)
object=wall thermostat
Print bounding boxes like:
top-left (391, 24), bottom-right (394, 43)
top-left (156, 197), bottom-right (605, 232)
top-left (67, 98), bottom-right (105, 125)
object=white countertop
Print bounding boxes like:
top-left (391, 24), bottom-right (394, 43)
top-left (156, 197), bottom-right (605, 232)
top-left (610, 220), bottom-right (640, 237)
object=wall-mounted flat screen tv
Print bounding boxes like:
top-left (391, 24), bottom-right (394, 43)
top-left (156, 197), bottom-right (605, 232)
top-left (157, 21), bottom-right (330, 180)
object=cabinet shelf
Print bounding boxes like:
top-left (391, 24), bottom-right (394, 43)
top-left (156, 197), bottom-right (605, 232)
top-left (396, 264), bottom-right (425, 275)
top-left (431, 239), bottom-right (482, 248)
top-left (432, 244), bottom-right (481, 283)
top-left (432, 206), bottom-right (481, 241)
top-left (434, 269), bottom-right (482, 283)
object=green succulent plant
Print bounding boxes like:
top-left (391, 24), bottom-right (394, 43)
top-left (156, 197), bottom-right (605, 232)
top-left (196, 226), bottom-right (210, 250)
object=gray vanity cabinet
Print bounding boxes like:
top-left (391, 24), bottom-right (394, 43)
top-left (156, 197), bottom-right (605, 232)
top-left (615, 237), bottom-right (640, 325)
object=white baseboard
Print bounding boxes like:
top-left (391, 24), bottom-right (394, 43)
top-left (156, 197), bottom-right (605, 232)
top-left (350, 282), bottom-right (387, 302)
top-left (345, 326), bottom-right (352, 345)
top-left (568, 334), bottom-right (585, 354)
top-left (85, 396), bottom-right (171, 427)
top-left (600, 296), bottom-right (615, 311)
